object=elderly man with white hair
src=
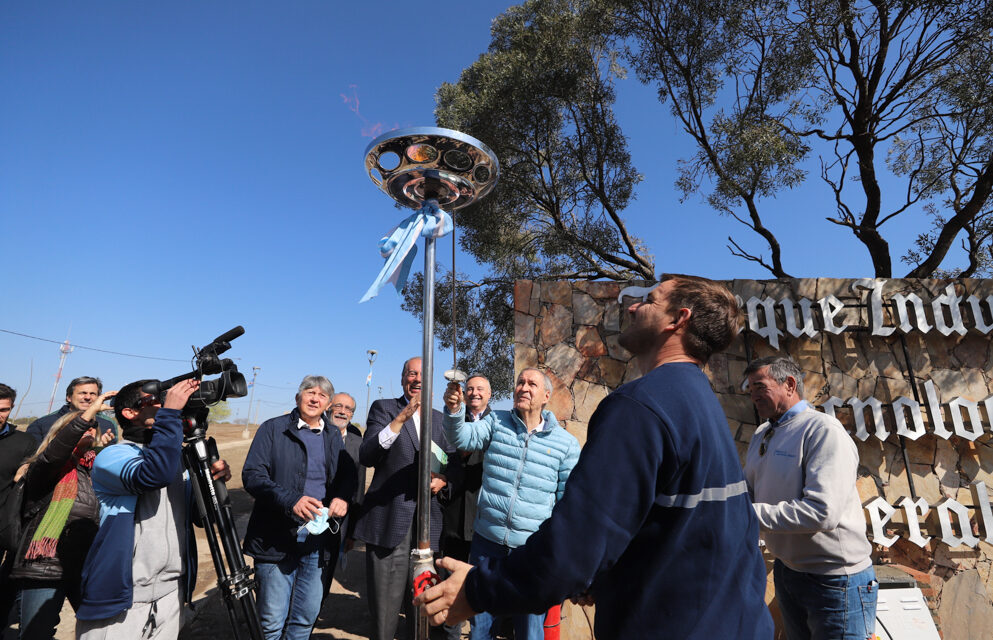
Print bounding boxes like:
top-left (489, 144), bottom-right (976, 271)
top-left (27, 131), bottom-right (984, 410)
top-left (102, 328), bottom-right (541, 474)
top-left (242, 375), bottom-right (357, 640)
top-left (442, 367), bottom-right (580, 640)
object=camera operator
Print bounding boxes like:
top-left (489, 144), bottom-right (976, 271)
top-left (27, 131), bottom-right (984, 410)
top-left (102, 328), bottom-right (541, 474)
top-left (75, 378), bottom-right (231, 640)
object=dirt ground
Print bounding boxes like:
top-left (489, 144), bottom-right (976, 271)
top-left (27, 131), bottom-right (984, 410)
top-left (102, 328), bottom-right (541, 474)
top-left (6, 422), bottom-right (465, 640)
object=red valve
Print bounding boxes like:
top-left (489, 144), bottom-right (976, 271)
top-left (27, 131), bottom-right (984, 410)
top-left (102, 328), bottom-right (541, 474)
top-left (413, 568), bottom-right (440, 596)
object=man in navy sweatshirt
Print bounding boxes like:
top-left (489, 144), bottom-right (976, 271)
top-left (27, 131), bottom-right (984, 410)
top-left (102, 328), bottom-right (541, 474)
top-left (77, 378), bottom-right (231, 640)
top-left (416, 274), bottom-right (774, 639)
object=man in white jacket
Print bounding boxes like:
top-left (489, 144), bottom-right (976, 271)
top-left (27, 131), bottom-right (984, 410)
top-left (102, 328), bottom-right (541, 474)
top-left (743, 355), bottom-right (877, 640)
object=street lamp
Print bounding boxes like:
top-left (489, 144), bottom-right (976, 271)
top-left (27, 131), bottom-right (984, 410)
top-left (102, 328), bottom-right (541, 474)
top-left (365, 349), bottom-right (378, 421)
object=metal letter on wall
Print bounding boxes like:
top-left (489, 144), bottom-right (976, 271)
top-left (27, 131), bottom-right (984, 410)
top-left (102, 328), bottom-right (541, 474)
top-left (967, 294), bottom-right (993, 333)
top-left (949, 396), bottom-right (985, 441)
top-left (847, 395), bottom-right (888, 441)
top-left (819, 294), bottom-right (849, 334)
top-left (898, 496), bottom-right (932, 547)
top-left (864, 497), bottom-right (899, 548)
top-left (970, 481), bottom-right (993, 543)
top-left (781, 297), bottom-right (818, 339)
top-left (936, 498), bottom-right (980, 548)
top-left (852, 279), bottom-right (896, 337)
top-left (931, 284), bottom-right (967, 336)
top-left (923, 380), bottom-right (955, 440)
top-left (892, 292), bottom-right (933, 334)
top-left (892, 396), bottom-right (927, 441)
top-left (746, 296), bottom-right (783, 350)
top-left (820, 396), bottom-right (845, 422)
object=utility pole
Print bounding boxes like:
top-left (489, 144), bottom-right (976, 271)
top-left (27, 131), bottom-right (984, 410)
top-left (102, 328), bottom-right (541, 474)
top-left (365, 349), bottom-right (378, 421)
top-left (243, 366), bottom-right (260, 438)
top-left (47, 339), bottom-right (74, 413)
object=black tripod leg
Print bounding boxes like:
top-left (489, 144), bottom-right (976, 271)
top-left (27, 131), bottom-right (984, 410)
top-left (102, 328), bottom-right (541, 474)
top-left (184, 438), bottom-right (264, 640)
top-left (203, 438), bottom-right (265, 640)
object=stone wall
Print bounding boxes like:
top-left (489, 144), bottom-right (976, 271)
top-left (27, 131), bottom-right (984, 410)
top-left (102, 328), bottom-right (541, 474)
top-left (514, 278), bottom-right (993, 639)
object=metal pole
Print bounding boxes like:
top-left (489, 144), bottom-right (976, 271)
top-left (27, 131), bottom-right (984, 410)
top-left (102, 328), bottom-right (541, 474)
top-left (243, 367), bottom-right (260, 437)
top-left (414, 220), bottom-right (437, 640)
top-left (452, 225), bottom-right (457, 373)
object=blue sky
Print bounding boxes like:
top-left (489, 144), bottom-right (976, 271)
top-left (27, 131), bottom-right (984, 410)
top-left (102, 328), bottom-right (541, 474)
top-left (0, 2), bottom-right (950, 424)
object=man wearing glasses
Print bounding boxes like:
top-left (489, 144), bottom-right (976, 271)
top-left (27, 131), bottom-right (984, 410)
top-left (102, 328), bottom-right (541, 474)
top-left (319, 392), bottom-right (366, 606)
top-left (743, 356), bottom-right (876, 640)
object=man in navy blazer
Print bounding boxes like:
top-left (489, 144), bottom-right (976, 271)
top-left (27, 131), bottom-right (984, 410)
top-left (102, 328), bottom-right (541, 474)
top-left (354, 357), bottom-right (460, 640)
top-left (243, 375), bottom-right (357, 640)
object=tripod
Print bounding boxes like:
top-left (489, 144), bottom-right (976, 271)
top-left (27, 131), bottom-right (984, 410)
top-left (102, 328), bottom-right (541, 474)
top-left (182, 408), bottom-right (264, 640)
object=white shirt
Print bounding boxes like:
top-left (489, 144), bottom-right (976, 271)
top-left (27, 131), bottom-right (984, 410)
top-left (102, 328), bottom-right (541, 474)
top-left (297, 417), bottom-right (325, 433)
top-left (377, 401), bottom-right (420, 448)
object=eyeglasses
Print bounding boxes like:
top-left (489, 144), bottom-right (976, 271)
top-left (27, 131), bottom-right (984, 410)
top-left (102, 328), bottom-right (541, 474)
top-left (758, 424), bottom-right (777, 456)
top-left (331, 403), bottom-right (355, 413)
top-left (135, 394), bottom-right (160, 410)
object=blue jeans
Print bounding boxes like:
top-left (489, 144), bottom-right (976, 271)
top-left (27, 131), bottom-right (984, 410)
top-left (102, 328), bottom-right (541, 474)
top-left (468, 536), bottom-right (545, 640)
top-left (19, 582), bottom-right (65, 640)
top-left (774, 560), bottom-right (878, 640)
top-left (255, 550), bottom-right (323, 640)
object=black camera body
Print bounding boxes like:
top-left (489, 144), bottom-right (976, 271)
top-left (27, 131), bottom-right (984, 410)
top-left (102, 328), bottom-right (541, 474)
top-left (141, 326), bottom-right (248, 416)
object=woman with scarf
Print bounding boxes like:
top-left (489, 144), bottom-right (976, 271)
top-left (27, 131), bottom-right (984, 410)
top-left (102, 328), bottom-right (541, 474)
top-left (10, 391), bottom-right (116, 640)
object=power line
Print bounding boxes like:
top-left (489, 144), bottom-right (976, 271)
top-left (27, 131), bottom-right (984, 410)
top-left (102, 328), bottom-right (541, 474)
top-left (0, 328), bottom-right (189, 362)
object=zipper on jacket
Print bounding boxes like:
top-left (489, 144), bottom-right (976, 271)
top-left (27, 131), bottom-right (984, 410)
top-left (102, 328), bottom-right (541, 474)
top-left (502, 429), bottom-right (535, 546)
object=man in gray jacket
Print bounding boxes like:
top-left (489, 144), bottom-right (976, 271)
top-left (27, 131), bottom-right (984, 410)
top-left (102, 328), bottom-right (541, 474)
top-left (743, 355), bottom-right (876, 640)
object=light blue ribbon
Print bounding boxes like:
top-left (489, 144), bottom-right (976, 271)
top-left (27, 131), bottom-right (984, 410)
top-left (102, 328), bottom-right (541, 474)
top-left (360, 199), bottom-right (453, 303)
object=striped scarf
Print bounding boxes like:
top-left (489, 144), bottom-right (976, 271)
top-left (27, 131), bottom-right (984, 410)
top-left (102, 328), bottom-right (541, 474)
top-left (24, 450), bottom-right (95, 561)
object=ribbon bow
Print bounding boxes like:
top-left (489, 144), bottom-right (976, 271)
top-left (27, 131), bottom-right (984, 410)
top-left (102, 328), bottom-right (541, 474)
top-left (360, 199), bottom-right (453, 303)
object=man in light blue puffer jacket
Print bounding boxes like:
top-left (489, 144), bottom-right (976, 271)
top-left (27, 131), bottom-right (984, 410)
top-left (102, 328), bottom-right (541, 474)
top-left (442, 368), bottom-right (579, 640)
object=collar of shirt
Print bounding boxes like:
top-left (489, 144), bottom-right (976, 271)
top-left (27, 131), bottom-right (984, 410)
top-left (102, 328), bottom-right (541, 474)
top-left (513, 409), bottom-right (546, 433)
top-left (0, 424), bottom-right (10, 437)
top-left (774, 400), bottom-right (809, 426)
top-left (297, 417), bottom-right (325, 433)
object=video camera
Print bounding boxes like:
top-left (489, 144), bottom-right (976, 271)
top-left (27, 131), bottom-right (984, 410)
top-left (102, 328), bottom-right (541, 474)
top-left (141, 326), bottom-right (248, 413)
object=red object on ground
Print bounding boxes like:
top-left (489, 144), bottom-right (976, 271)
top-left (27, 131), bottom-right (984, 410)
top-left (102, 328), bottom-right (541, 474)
top-left (543, 604), bottom-right (561, 640)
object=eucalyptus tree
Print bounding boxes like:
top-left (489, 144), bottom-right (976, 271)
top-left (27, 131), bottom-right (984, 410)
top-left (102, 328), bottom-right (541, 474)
top-left (404, 0), bottom-right (993, 390)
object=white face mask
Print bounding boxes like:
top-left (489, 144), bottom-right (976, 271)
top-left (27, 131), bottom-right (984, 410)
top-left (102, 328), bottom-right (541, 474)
top-left (296, 507), bottom-right (341, 538)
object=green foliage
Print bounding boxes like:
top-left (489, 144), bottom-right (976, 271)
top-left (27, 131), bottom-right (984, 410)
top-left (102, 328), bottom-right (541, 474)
top-left (402, 270), bottom-right (515, 399)
top-left (418, 0), bottom-right (993, 385)
top-left (614, 0), bottom-right (993, 277)
top-left (420, 0), bottom-right (656, 389)
top-left (208, 400), bottom-right (232, 423)
top-left (436, 0), bottom-right (654, 282)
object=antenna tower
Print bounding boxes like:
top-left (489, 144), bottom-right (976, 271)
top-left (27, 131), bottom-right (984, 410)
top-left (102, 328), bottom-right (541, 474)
top-left (47, 339), bottom-right (74, 413)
